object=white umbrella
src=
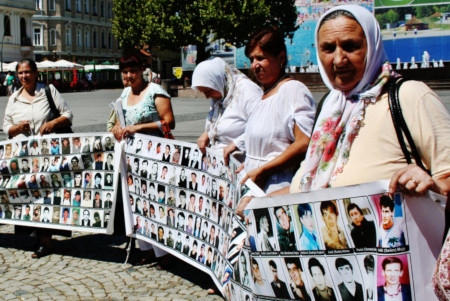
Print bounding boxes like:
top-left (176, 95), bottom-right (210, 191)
top-left (37, 60), bottom-right (56, 71)
top-left (84, 64), bottom-right (118, 71)
top-left (54, 59), bottom-right (84, 70)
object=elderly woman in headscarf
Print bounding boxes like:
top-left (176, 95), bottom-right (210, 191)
top-left (289, 4), bottom-right (450, 197)
top-left (191, 57), bottom-right (263, 164)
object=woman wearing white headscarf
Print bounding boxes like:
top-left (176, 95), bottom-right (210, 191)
top-left (288, 4), bottom-right (450, 195)
top-left (192, 57), bottom-right (262, 162)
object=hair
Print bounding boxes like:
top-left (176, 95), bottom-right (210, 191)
top-left (298, 203), bottom-right (313, 218)
top-left (308, 258), bottom-right (325, 275)
top-left (268, 260), bottom-right (277, 270)
top-left (16, 58), bottom-right (38, 73)
top-left (380, 195), bottom-right (394, 211)
top-left (364, 254), bottom-right (375, 272)
top-left (245, 28), bottom-right (287, 68)
top-left (381, 256), bottom-right (403, 271)
top-left (347, 203), bottom-right (363, 215)
top-left (284, 257), bottom-right (303, 271)
top-left (318, 9), bottom-right (356, 31)
top-left (335, 257), bottom-right (352, 271)
top-left (178, 212), bottom-right (185, 219)
top-left (320, 201), bottom-right (338, 216)
top-left (119, 53), bottom-right (144, 71)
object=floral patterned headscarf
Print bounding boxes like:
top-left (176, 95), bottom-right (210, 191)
top-left (299, 5), bottom-right (392, 191)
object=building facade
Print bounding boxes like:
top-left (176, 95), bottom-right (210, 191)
top-left (33, 0), bottom-right (121, 64)
top-left (0, 0), bottom-right (35, 64)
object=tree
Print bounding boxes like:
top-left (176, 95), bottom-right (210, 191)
top-left (112, 0), bottom-right (298, 63)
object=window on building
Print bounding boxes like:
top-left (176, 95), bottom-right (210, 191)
top-left (33, 27), bottom-right (42, 46)
top-left (101, 32), bottom-right (106, 48)
top-left (84, 30), bottom-right (90, 48)
top-left (76, 0), bottom-right (81, 12)
top-left (4, 16), bottom-right (11, 36)
top-left (66, 27), bottom-right (72, 46)
top-left (92, 0), bottom-right (97, 16)
top-left (84, 0), bottom-right (89, 13)
top-left (66, 0), bottom-right (71, 11)
top-left (50, 29), bottom-right (57, 46)
top-left (36, 0), bottom-right (43, 10)
top-left (100, 1), bottom-right (104, 17)
top-left (107, 2), bottom-right (112, 19)
top-left (48, 0), bottom-right (56, 11)
top-left (77, 29), bottom-right (82, 47)
top-left (108, 32), bottom-right (112, 49)
top-left (92, 30), bottom-right (97, 48)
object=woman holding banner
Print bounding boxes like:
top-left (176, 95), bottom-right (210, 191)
top-left (239, 28), bottom-right (316, 193)
top-left (109, 53), bottom-right (175, 269)
top-left (191, 57), bottom-right (262, 163)
top-left (3, 58), bottom-right (73, 258)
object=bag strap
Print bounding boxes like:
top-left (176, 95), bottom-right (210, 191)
top-left (311, 91), bottom-right (330, 133)
top-left (388, 77), bottom-right (431, 175)
top-left (45, 85), bottom-right (60, 119)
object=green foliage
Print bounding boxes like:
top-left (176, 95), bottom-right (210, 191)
top-left (386, 9), bottom-right (399, 24)
top-left (112, 0), bottom-right (298, 62)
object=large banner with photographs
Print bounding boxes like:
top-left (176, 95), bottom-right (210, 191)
top-left (0, 133), bottom-right (120, 234)
top-left (120, 132), bottom-right (445, 300)
top-left (231, 181), bottom-right (444, 301)
top-left (121, 133), bottom-right (259, 294)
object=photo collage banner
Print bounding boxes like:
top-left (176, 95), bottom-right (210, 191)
top-left (120, 133), bottom-right (445, 300)
top-left (121, 133), bottom-right (250, 295)
top-left (0, 133), bottom-right (120, 234)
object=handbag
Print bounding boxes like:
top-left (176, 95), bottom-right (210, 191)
top-left (44, 86), bottom-right (73, 134)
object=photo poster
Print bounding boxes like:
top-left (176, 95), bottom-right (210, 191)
top-left (225, 180), bottom-right (445, 301)
top-left (121, 133), bottom-right (252, 294)
top-left (0, 132), bottom-right (120, 234)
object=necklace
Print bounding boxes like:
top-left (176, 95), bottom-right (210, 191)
top-left (263, 73), bottom-right (288, 95)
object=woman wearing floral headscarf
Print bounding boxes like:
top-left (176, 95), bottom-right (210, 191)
top-left (288, 5), bottom-right (450, 195)
top-left (191, 57), bottom-right (262, 163)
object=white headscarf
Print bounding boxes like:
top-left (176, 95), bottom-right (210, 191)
top-left (299, 5), bottom-right (390, 191)
top-left (191, 57), bottom-right (246, 144)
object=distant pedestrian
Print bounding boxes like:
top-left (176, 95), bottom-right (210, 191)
top-left (86, 72), bottom-right (93, 91)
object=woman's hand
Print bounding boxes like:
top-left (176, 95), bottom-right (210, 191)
top-left (121, 125), bottom-right (140, 139)
top-left (240, 166), bottom-right (266, 188)
top-left (389, 164), bottom-right (435, 195)
top-left (14, 120), bottom-right (31, 136)
top-left (197, 131), bottom-right (210, 154)
top-left (110, 124), bottom-right (124, 141)
top-left (223, 142), bottom-right (237, 166)
top-left (39, 120), bottom-right (56, 135)
top-left (236, 196), bottom-right (253, 219)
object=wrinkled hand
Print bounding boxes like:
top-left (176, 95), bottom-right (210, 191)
top-left (110, 125), bottom-right (123, 142)
top-left (240, 166), bottom-right (266, 188)
top-left (18, 120), bottom-right (32, 135)
top-left (389, 164), bottom-right (435, 195)
top-left (121, 125), bottom-right (138, 139)
top-left (39, 121), bottom-right (55, 135)
top-left (236, 196), bottom-right (253, 219)
top-left (197, 132), bottom-right (209, 154)
top-left (223, 142), bottom-right (237, 166)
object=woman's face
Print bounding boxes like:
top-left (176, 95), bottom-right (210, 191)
top-left (317, 16), bottom-right (367, 93)
top-left (249, 45), bottom-right (284, 87)
top-left (197, 87), bottom-right (222, 100)
top-left (121, 66), bottom-right (144, 87)
top-left (17, 63), bottom-right (38, 88)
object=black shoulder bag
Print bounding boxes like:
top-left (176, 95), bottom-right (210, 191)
top-left (387, 77), bottom-right (430, 174)
top-left (44, 86), bottom-right (73, 134)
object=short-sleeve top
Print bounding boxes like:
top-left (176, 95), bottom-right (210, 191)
top-left (244, 80), bottom-right (315, 169)
top-left (120, 83), bottom-right (170, 137)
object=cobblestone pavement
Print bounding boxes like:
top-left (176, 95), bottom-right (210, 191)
top-left (0, 224), bottom-right (224, 300)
